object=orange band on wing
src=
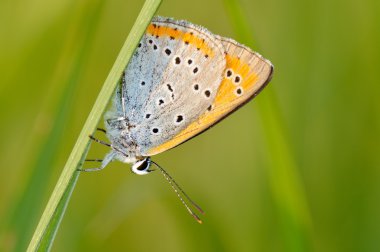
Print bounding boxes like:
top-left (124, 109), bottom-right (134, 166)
top-left (146, 24), bottom-right (214, 58)
top-left (213, 55), bottom-right (257, 106)
top-left (147, 54), bottom-right (260, 156)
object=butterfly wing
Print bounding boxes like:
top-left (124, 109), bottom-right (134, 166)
top-left (146, 36), bottom-right (273, 156)
top-left (110, 17), bottom-right (226, 157)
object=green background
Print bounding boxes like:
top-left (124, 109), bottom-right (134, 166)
top-left (1, 0), bottom-right (379, 251)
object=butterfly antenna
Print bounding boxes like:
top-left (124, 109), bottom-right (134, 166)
top-left (151, 160), bottom-right (204, 214)
top-left (151, 160), bottom-right (204, 224)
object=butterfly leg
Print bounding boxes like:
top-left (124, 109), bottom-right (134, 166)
top-left (88, 135), bottom-right (111, 148)
top-left (85, 159), bottom-right (103, 162)
top-left (78, 135), bottom-right (111, 172)
top-left (96, 128), bottom-right (106, 134)
top-left (80, 159), bottom-right (105, 172)
top-left (121, 71), bottom-right (127, 118)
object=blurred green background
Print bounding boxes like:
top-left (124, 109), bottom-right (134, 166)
top-left (1, 0), bottom-right (379, 251)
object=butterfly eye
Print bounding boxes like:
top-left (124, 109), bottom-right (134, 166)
top-left (131, 158), bottom-right (152, 175)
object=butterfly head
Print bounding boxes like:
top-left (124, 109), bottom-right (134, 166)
top-left (131, 157), bottom-right (153, 175)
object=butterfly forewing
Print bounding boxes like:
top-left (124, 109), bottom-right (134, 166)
top-left (112, 17), bottom-right (226, 157)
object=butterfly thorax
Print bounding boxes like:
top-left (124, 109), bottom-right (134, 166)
top-left (105, 117), bottom-right (143, 164)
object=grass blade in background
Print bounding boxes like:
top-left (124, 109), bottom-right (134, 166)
top-left (223, 0), bottom-right (313, 250)
top-left (27, 0), bottom-right (162, 250)
top-left (7, 1), bottom-right (105, 251)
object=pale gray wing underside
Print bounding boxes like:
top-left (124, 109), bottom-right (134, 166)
top-left (137, 17), bottom-right (226, 156)
top-left (106, 17), bottom-right (226, 157)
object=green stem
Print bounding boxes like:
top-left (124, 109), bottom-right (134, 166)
top-left (27, 0), bottom-right (162, 250)
top-left (223, 0), bottom-right (313, 250)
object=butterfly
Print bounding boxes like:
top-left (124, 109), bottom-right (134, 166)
top-left (83, 16), bottom-right (273, 223)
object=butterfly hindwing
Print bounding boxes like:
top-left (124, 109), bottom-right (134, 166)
top-left (147, 35), bottom-right (273, 156)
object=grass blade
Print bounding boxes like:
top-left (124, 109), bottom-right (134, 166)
top-left (7, 2), bottom-right (105, 251)
top-left (223, 0), bottom-right (313, 250)
top-left (36, 173), bottom-right (79, 251)
top-left (27, 0), bottom-right (162, 250)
